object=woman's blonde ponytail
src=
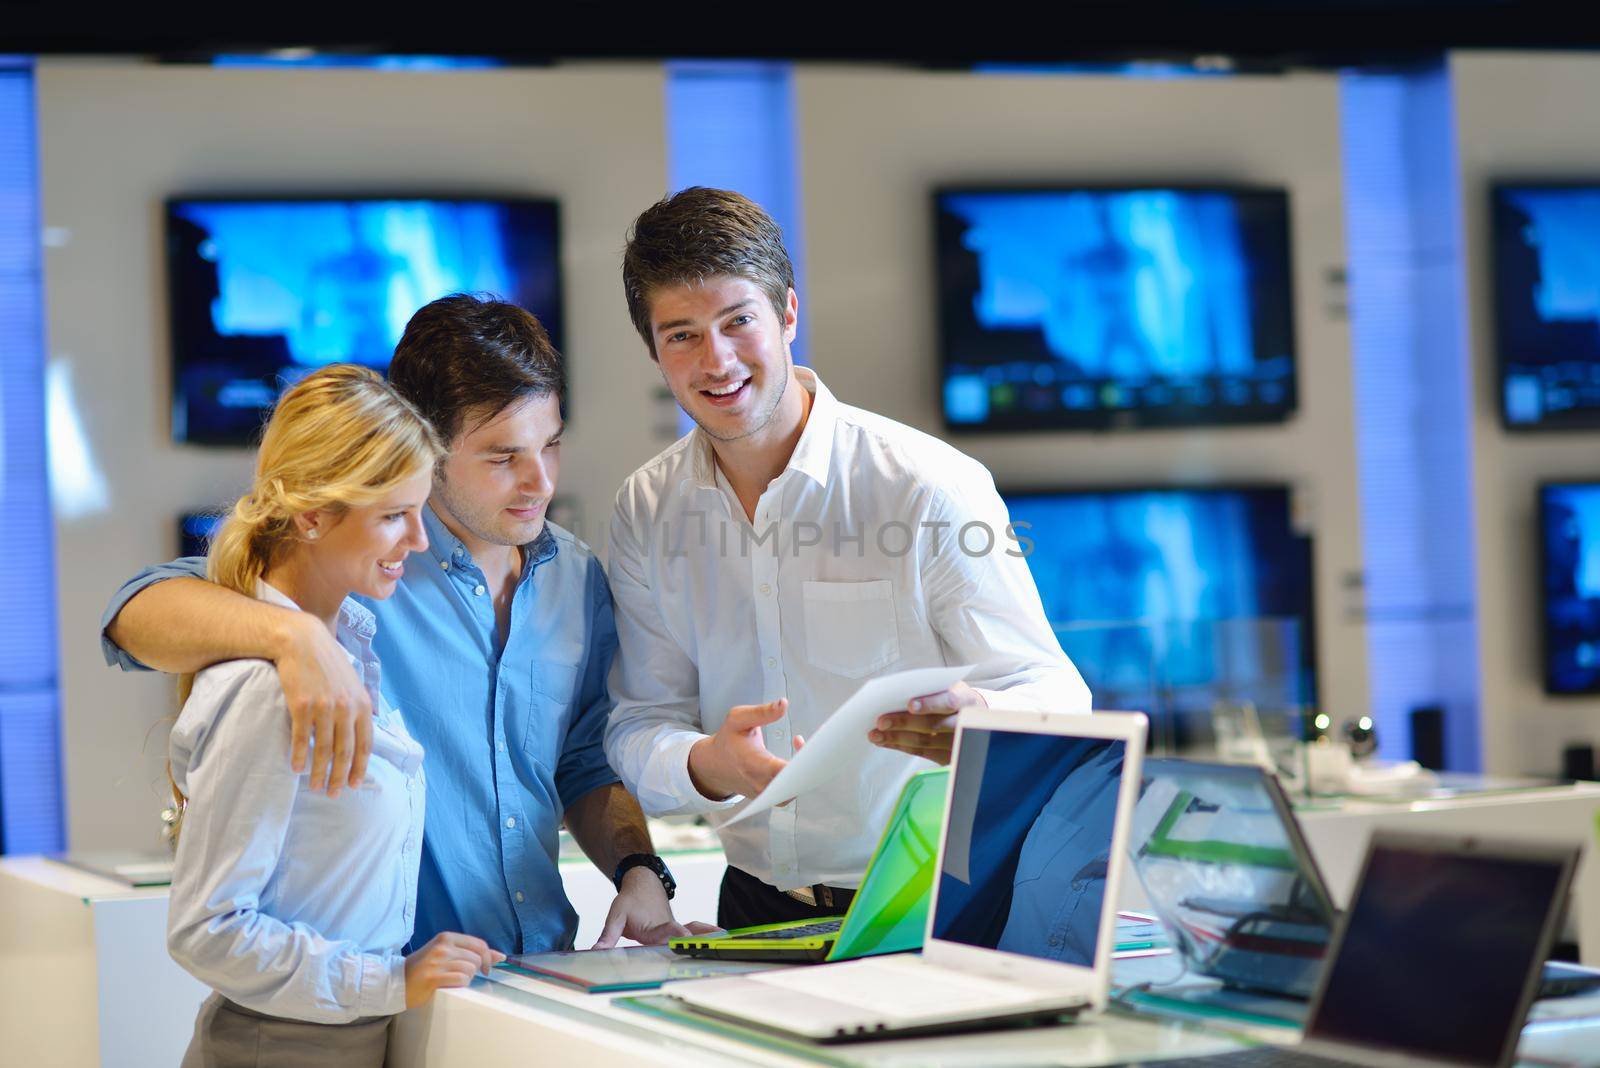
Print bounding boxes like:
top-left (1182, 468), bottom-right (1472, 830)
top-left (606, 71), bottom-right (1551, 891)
top-left (168, 365), bottom-right (443, 838)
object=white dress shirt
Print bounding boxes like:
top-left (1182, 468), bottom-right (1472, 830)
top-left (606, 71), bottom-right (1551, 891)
top-left (604, 368), bottom-right (1089, 891)
top-left (167, 582), bottom-right (425, 1023)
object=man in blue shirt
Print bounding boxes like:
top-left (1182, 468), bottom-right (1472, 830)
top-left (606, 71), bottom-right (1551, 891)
top-left (930, 734), bottom-right (1121, 962)
top-left (103, 295), bottom-right (705, 954)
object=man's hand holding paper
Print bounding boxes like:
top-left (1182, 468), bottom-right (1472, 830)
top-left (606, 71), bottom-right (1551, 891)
top-left (868, 679), bottom-right (988, 764)
top-left (723, 665), bottom-right (974, 826)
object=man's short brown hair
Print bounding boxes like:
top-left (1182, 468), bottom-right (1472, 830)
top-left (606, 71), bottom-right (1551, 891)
top-left (388, 293), bottom-right (564, 444)
top-left (621, 187), bottom-right (795, 355)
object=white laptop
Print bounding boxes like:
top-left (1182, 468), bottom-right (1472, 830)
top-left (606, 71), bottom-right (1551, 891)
top-left (664, 707), bottom-right (1148, 1042)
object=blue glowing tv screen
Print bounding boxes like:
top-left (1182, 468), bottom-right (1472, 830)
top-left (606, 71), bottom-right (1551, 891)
top-left (1539, 482), bottom-right (1600, 693)
top-left (166, 196), bottom-right (562, 444)
top-left (178, 511), bottom-right (225, 559)
top-left (937, 187), bottom-right (1297, 431)
top-left (1494, 185), bottom-right (1600, 430)
top-left (1003, 485), bottom-right (1315, 718)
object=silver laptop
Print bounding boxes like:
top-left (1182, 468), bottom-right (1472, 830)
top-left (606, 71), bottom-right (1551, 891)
top-left (664, 708), bottom-right (1148, 1042)
top-left (1131, 759), bottom-right (1600, 1007)
top-left (1156, 831), bottom-right (1580, 1068)
top-left (1128, 758), bottom-right (1339, 1000)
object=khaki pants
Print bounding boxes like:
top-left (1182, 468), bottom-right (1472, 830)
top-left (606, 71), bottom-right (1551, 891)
top-left (180, 993), bottom-right (392, 1068)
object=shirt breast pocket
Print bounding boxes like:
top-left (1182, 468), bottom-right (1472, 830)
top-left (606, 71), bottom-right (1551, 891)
top-left (524, 659), bottom-right (580, 763)
top-left (1013, 811), bottom-right (1085, 886)
top-left (801, 579), bottom-right (900, 679)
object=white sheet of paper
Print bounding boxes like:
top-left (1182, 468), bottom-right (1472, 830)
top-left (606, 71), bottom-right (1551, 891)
top-left (723, 664), bottom-right (974, 827)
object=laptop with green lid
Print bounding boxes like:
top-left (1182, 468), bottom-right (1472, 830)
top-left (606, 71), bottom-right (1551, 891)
top-left (670, 767), bottom-right (948, 964)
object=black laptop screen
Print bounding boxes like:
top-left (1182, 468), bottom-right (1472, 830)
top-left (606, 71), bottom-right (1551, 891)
top-left (1309, 843), bottom-right (1566, 1064)
top-left (932, 729), bottom-right (1125, 968)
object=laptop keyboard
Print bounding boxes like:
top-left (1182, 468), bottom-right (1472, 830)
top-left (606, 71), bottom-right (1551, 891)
top-left (752, 957), bottom-right (1054, 1019)
top-left (736, 919), bottom-right (844, 941)
top-left (1144, 1049), bottom-right (1364, 1067)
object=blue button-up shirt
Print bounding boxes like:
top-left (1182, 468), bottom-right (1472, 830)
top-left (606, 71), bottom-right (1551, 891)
top-left (103, 506), bottom-right (620, 954)
top-left (167, 583), bottom-right (424, 1023)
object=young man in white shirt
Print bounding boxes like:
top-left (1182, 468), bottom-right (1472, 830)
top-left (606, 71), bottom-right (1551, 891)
top-left (605, 187), bottom-right (1091, 930)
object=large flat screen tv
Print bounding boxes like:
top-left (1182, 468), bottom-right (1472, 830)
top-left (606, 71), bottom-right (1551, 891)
top-left (1494, 184), bottom-right (1600, 431)
top-left (1539, 481), bottom-right (1600, 693)
top-left (177, 511), bottom-right (225, 559)
top-left (167, 196), bottom-right (562, 445)
top-left (1003, 485), bottom-right (1316, 729)
top-left (937, 187), bottom-right (1297, 432)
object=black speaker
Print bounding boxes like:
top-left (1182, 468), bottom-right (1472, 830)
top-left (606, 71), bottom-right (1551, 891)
top-left (1410, 705), bottom-right (1445, 771)
top-left (1561, 744), bottom-right (1596, 782)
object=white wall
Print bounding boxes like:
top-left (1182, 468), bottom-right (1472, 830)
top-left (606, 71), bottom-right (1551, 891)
top-left (1453, 52), bottom-right (1600, 775)
top-left (37, 60), bottom-right (672, 850)
top-left (39, 61), bottom-right (1384, 849)
top-left (793, 67), bottom-right (1370, 726)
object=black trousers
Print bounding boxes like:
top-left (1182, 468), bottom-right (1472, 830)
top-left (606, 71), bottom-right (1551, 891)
top-left (717, 865), bottom-right (857, 931)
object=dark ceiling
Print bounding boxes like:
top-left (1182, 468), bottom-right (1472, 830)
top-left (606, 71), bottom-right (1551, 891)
top-left (0, 1), bottom-right (1592, 69)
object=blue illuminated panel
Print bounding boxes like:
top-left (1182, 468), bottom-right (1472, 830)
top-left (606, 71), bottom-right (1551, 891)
top-left (167, 197), bottom-right (561, 445)
top-left (212, 55), bottom-right (501, 70)
top-left (0, 62), bottom-right (65, 854)
top-left (937, 188), bottom-right (1297, 431)
top-left (664, 61), bottom-right (805, 435)
top-left (1342, 68), bottom-right (1480, 768)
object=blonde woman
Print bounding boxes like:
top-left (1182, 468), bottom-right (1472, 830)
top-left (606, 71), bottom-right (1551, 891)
top-left (167, 365), bottom-right (503, 1068)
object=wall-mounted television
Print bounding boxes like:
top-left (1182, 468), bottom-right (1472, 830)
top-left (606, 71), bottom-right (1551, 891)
top-left (937, 186), bottom-right (1297, 432)
top-left (167, 196), bottom-right (562, 445)
top-left (1494, 184), bottom-right (1600, 431)
top-left (1002, 485), bottom-right (1316, 730)
top-left (178, 511), bottom-right (225, 559)
top-left (1538, 481), bottom-right (1600, 693)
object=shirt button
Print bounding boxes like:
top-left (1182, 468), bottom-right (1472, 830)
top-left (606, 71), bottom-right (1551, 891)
top-left (767, 657), bottom-right (777, 668)
top-left (497, 741), bottom-right (506, 753)
top-left (773, 727), bottom-right (785, 738)
top-left (474, 584), bottom-right (486, 596)
top-left (760, 583), bottom-right (771, 595)
top-left (515, 891), bottom-right (525, 903)
top-left (440, 560), bottom-right (450, 571)
top-left (505, 817), bottom-right (516, 829)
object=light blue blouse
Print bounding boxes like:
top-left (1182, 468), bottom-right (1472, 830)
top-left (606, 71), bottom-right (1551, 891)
top-left (166, 582), bottom-right (425, 1023)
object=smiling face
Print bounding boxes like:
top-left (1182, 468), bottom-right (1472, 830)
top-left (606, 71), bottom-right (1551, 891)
top-left (301, 466), bottom-right (434, 601)
top-left (648, 276), bottom-right (800, 444)
top-left (432, 392), bottom-right (563, 554)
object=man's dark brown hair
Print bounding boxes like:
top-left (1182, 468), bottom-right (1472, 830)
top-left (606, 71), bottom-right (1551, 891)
top-left (388, 293), bottom-right (564, 443)
top-left (621, 187), bottom-right (795, 356)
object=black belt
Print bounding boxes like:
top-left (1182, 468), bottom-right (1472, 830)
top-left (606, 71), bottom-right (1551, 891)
top-left (785, 883), bottom-right (856, 910)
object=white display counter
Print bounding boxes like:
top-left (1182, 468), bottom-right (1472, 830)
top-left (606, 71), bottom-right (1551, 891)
top-left (4, 779), bottom-right (1599, 1066)
top-left (390, 967), bottom-right (1256, 1068)
top-left (389, 954), bottom-right (1600, 1068)
top-left (0, 849), bottom-right (727, 1068)
top-left (1293, 780), bottom-right (1600, 961)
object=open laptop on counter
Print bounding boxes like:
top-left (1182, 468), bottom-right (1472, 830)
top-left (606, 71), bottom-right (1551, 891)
top-left (1126, 758), bottom-right (1600, 1016)
top-left (669, 767), bottom-right (948, 964)
top-left (1138, 830), bottom-right (1580, 1068)
top-left (664, 708), bottom-right (1148, 1042)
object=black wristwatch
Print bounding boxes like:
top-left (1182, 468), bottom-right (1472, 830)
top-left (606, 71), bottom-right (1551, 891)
top-left (612, 853), bottom-right (676, 900)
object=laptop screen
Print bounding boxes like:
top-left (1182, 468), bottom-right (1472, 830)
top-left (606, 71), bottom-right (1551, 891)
top-left (931, 728), bottom-right (1125, 968)
top-left (1308, 840), bottom-right (1568, 1064)
top-left (1128, 760), bottom-right (1335, 997)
